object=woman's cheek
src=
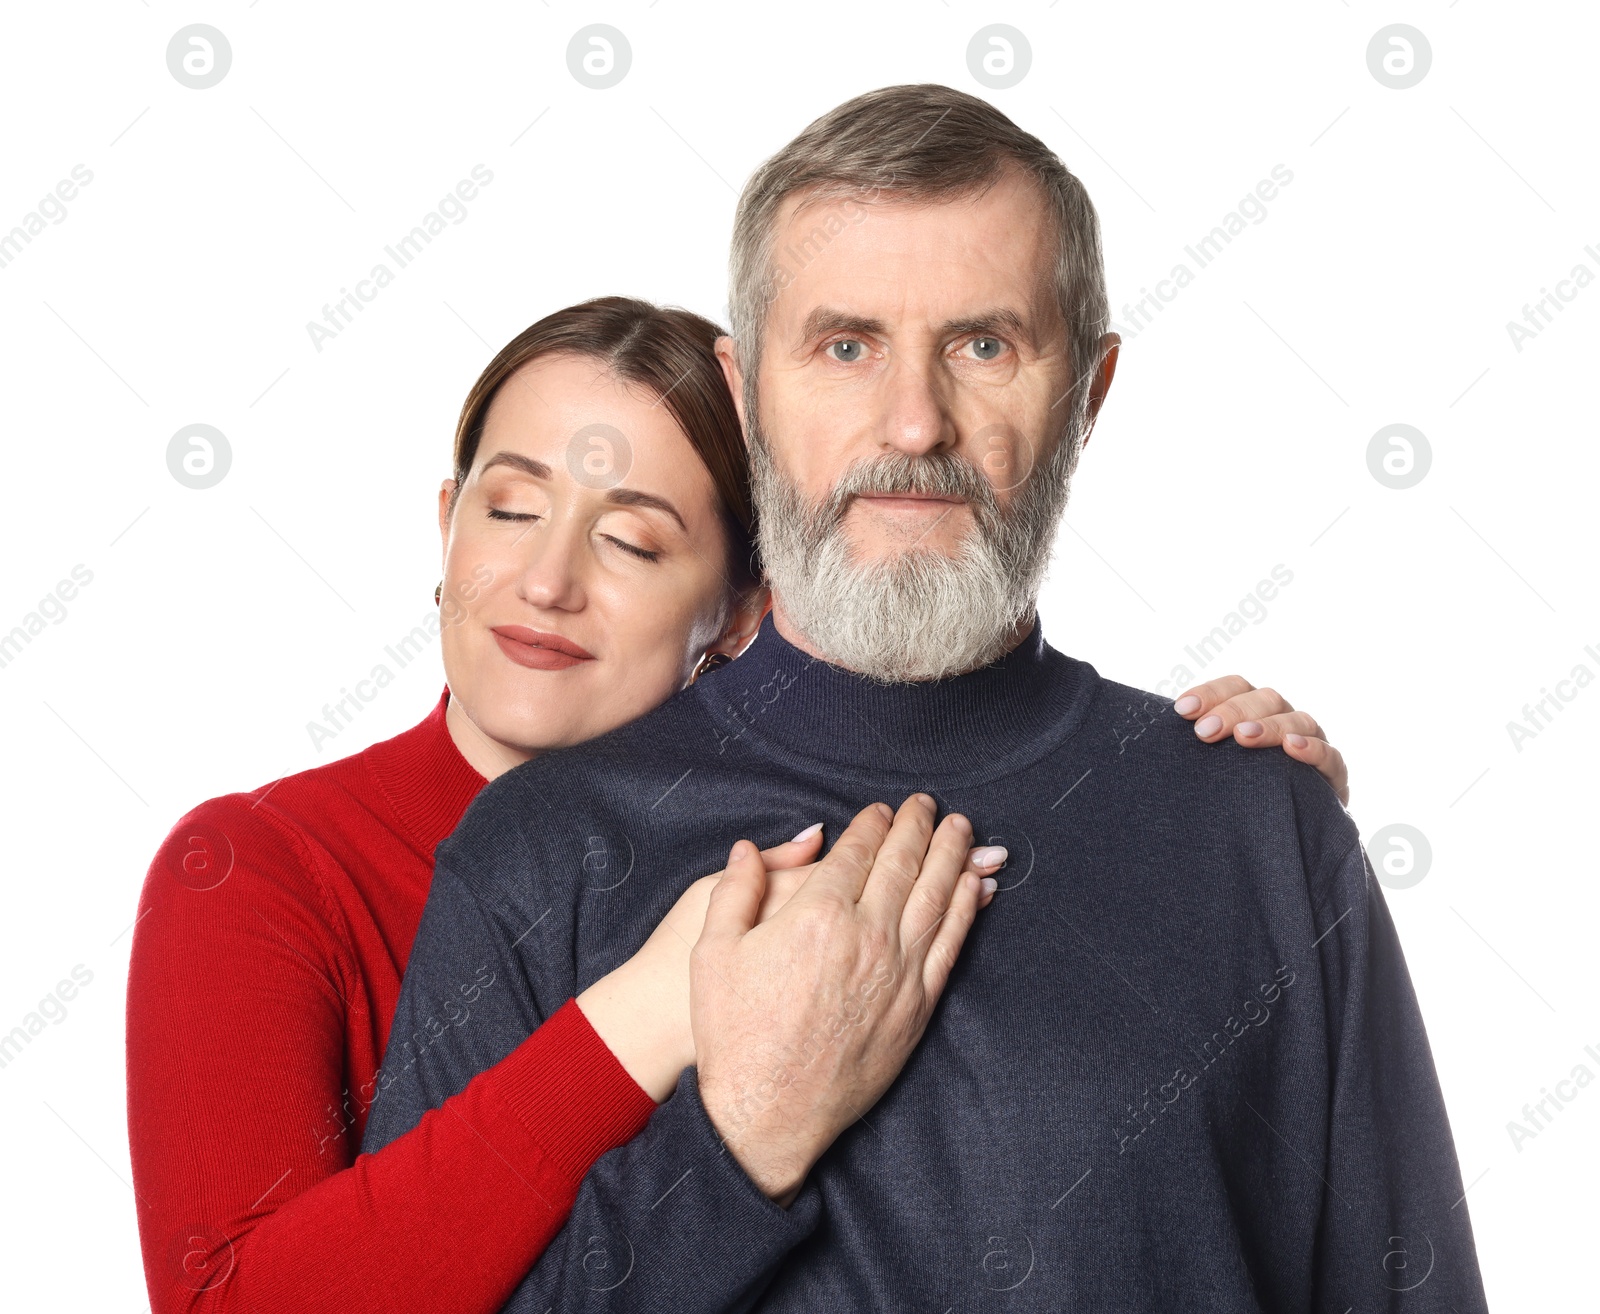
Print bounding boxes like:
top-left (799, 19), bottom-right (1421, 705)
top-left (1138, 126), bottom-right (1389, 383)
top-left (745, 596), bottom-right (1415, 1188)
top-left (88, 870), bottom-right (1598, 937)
top-left (436, 605), bottom-right (478, 700)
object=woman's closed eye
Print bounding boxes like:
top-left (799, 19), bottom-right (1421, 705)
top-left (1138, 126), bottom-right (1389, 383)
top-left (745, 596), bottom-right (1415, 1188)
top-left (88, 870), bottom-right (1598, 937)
top-left (487, 505), bottom-right (661, 561)
top-left (603, 535), bottom-right (661, 563)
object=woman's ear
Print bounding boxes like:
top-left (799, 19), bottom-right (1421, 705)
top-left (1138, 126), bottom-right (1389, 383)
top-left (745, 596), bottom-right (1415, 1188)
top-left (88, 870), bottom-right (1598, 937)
top-left (437, 479), bottom-right (456, 569)
top-left (707, 582), bottom-right (771, 661)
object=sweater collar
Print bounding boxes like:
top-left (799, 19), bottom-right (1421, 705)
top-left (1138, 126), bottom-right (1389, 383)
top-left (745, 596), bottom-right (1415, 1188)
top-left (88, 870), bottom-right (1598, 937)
top-left (694, 612), bottom-right (1096, 780)
top-left (364, 689), bottom-right (486, 852)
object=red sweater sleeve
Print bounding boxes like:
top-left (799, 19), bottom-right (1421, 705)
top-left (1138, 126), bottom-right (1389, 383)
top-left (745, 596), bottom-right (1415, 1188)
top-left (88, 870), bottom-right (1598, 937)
top-left (126, 798), bottom-right (656, 1314)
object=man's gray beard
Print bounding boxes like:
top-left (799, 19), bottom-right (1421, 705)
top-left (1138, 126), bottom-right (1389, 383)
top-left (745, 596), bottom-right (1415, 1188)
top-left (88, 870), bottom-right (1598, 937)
top-left (747, 403), bottom-right (1080, 684)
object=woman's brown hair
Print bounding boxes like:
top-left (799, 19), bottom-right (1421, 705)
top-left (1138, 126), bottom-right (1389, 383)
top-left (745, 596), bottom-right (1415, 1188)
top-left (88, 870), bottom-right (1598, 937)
top-left (450, 296), bottom-right (756, 584)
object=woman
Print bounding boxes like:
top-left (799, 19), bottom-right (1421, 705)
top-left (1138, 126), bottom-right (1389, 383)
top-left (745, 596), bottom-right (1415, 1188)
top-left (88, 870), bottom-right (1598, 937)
top-left (126, 297), bottom-right (1347, 1314)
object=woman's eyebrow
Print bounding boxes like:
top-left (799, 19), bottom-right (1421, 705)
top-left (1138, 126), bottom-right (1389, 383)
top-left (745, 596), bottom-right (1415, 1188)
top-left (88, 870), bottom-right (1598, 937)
top-left (605, 487), bottom-right (687, 532)
top-left (480, 451), bottom-right (552, 479)
top-left (481, 449), bottom-right (686, 531)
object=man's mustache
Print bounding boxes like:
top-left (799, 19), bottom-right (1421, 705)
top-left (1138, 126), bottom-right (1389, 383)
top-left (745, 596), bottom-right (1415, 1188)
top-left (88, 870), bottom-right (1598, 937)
top-left (819, 452), bottom-right (1001, 529)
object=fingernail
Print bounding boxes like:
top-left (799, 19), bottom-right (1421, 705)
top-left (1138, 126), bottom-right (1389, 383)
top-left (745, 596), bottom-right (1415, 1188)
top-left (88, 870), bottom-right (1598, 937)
top-left (971, 846), bottom-right (1008, 867)
top-left (790, 822), bottom-right (822, 842)
top-left (1174, 695), bottom-right (1201, 714)
top-left (876, 802), bottom-right (894, 821)
top-left (1286, 733), bottom-right (1308, 749)
top-left (980, 876), bottom-right (998, 895)
top-left (1237, 720), bottom-right (1263, 738)
top-left (1195, 714), bottom-right (1222, 738)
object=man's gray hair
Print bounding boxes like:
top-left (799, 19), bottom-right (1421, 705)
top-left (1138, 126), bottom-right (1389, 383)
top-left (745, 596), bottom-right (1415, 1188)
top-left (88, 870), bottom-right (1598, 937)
top-left (728, 83), bottom-right (1111, 439)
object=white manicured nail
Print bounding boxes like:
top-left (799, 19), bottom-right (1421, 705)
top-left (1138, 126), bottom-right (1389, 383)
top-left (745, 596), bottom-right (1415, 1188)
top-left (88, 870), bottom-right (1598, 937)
top-left (980, 877), bottom-right (998, 895)
top-left (1195, 714), bottom-right (1222, 738)
top-left (1174, 695), bottom-right (1201, 714)
top-left (971, 846), bottom-right (1008, 867)
top-left (790, 822), bottom-right (822, 842)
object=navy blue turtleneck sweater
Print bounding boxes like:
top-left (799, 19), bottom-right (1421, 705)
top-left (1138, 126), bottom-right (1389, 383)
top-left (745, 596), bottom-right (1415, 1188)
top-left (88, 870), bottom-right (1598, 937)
top-left (363, 616), bottom-right (1486, 1313)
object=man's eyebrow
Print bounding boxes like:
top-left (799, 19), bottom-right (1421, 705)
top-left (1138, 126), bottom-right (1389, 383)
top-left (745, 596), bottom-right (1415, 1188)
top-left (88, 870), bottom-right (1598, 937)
top-left (480, 451), bottom-right (553, 479)
top-left (604, 486), bottom-right (687, 532)
top-left (797, 306), bottom-right (1039, 349)
top-left (799, 307), bottom-right (887, 343)
top-left (938, 308), bottom-right (1034, 346)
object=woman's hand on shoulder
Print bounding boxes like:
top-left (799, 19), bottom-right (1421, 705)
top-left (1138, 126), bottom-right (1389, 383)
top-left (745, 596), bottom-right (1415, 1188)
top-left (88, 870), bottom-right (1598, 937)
top-left (1173, 675), bottom-right (1349, 806)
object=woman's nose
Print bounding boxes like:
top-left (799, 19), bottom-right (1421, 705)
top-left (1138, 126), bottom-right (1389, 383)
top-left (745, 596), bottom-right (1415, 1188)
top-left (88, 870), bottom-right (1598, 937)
top-left (514, 520), bottom-right (587, 612)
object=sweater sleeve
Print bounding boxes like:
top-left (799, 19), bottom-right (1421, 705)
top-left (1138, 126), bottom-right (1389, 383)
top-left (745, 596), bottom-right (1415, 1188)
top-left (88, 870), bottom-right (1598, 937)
top-left (1308, 841), bottom-right (1489, 1312)
top-left (361, 859), bottom-right (823, 1314)
top-left (125, 798), bottom-right (656, 1314)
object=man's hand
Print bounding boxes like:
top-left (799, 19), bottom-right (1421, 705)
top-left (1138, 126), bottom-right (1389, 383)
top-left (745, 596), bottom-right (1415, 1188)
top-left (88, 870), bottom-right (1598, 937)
top-left (691, 795), bottom-right (984, 1205)
top-left (1174, 675), bottom-right (1350, 805)
top-left (580, 823), bottom-right (1001, 1103)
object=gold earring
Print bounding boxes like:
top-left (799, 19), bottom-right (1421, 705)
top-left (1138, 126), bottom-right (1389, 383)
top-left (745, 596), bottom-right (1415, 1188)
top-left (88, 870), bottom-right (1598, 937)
top-left (690, 651), bottom-right (732, 684)
top-left (435, 581), bottom-right (443, 606)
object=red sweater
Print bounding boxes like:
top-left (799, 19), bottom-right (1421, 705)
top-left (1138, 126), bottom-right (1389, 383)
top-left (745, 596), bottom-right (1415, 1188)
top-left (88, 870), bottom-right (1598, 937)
top-left (126, 692), bottom-right (656, 1313)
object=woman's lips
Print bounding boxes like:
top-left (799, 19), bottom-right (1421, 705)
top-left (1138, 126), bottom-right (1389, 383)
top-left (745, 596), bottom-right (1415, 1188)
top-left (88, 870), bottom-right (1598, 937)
top-left (490, 625), bottom-right (596, 672)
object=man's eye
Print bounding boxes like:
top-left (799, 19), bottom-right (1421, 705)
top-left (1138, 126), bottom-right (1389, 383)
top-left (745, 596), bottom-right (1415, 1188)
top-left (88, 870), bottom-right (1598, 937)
top-left (968, 337), bottom-right (1004, 361)
top-left (826, 339), bottom-right (866, 363)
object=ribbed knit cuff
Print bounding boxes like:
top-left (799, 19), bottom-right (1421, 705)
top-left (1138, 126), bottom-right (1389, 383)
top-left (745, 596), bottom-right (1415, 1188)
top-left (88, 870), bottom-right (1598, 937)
top-left (486, 997), bottom-right (658, 1187)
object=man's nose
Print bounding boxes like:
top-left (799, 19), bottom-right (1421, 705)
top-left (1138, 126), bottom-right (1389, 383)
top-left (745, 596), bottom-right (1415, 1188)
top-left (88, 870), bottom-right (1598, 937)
top-left (879, 357), bottom-right (956, 456)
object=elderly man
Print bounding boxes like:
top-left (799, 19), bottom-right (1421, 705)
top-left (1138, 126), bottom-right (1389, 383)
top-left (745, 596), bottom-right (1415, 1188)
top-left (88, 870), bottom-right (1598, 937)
top-left (364, 85), bottom-right (1486, 1312)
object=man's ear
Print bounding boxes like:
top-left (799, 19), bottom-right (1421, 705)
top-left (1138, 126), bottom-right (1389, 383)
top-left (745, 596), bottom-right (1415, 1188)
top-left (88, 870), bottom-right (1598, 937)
top-left (438, 479), bottom-right (456, 569)
top-left (714, 335), bottom-right (749, 441)
top-left (1080, 332), bottom-right (1120, 452)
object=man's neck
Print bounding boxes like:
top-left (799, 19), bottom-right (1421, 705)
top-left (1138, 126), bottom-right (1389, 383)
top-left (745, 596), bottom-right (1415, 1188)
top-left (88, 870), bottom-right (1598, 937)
top-left (700, 606), bottom-right (1088, 778)
top-left (768, 597), bottom-right (1038, 682)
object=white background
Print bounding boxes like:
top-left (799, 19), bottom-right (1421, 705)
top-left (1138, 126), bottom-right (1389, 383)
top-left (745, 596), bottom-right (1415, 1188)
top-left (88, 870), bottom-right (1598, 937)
top-left (1, 2), bottom-right (1595, 1308)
